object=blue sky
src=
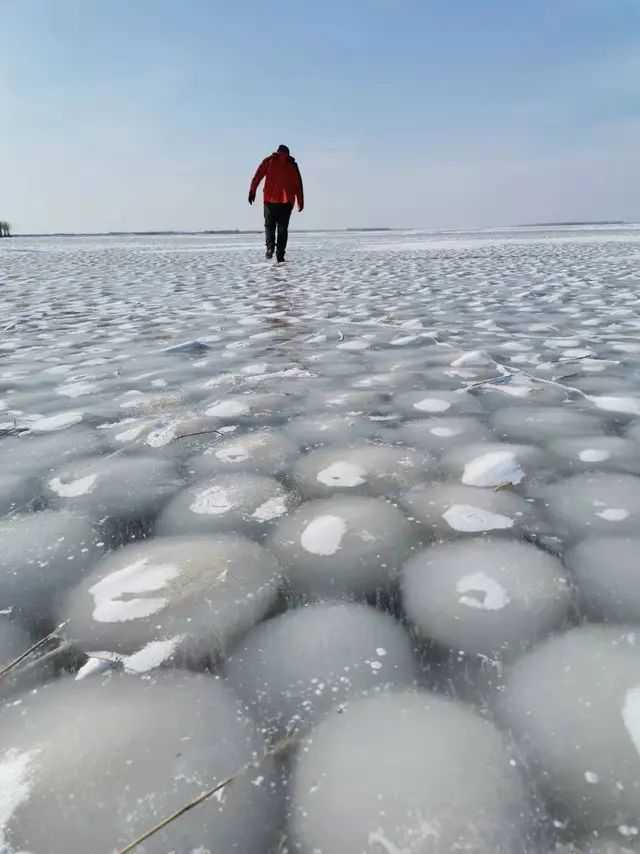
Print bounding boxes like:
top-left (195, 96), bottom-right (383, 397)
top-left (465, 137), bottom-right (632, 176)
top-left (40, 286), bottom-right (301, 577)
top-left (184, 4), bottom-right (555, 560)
top-left (1, 0), bottom-right (639, 232)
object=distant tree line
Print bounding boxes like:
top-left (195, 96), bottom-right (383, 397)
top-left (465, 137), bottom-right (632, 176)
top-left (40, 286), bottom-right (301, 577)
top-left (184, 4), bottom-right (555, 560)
top-left (0, 221), bottom-right (11, 237)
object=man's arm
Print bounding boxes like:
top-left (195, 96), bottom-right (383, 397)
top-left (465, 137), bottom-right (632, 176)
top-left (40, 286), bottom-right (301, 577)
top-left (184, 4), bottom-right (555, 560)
top-left (294, 162), bottom-right (304, 212)
top-left (248, 158), bottom-right (269, 204)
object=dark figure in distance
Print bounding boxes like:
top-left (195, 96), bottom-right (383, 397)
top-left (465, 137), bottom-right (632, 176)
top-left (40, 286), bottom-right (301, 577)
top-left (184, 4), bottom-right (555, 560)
top-left (248, 145), bottom-right (304, 263)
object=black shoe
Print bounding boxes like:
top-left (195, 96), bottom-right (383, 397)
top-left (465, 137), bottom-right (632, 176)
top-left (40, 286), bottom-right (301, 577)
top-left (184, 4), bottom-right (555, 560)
top-left (276, 256), bottom-right (286, 264)
top-left (265, 249), bottom-right (274, 260)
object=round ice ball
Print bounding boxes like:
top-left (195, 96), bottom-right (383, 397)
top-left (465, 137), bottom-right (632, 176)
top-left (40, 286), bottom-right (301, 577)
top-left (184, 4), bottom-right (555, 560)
top-left (269, 496), bottom-right (415, 599)
top-left (291, 444), bottom-right (432, 500)
top-left (285, 413), bottom-right (378, 448)
top-left (61, 534), bottom-right (282, 665)
top-left (565, 537), bottom-right (640, 623)
top-left (187, 428), bottom-right (298, 477)
top-left (498, 625), bottom-right (640, 833)
top-left (402, 539), bottom-right (570, 657)
top-left (0, 427), bottom-right (107, 477)
top-left (395, 416), bottom-right (493, 454)
top-left (0, 671), bottom-right (281, 853)
top-left (155, 472), bottom-right (297, 540)
top-left (289, 689), bottom-right (533, 854)
top-left (45, 454), bottom-right (181, 520)
top-left (547, 436), bottom-right (640, 476)
top-left (540, 473), bottom-right (640, 538)
top-left (492, 405), bottom-right (604, 443)
top-left (400, 482), bottom-right (539, 539)
top-left (0, 510), bottom-right (102, 622)
top-left (226, 601), bottom-right (416, 742)
top-left (394, 389), bottom-right (484, 417)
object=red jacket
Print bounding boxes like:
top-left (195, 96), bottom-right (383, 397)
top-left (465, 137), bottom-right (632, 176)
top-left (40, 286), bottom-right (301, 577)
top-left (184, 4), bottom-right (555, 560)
top-left (250, 152), bottom-right (304, 209)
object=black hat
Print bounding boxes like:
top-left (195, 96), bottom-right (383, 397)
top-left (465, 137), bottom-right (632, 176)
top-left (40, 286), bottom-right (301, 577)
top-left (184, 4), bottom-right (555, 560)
top-left (277, 144), bottom-right (290, 154)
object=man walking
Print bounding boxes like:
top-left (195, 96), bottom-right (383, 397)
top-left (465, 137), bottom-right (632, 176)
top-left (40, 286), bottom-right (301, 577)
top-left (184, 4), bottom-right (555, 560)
top-left (248, 145), bottom-right (304, 263)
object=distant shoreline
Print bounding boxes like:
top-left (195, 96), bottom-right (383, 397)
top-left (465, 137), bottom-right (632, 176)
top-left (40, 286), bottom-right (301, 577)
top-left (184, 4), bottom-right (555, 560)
top-left (5, 221), bottom-right (633, 238)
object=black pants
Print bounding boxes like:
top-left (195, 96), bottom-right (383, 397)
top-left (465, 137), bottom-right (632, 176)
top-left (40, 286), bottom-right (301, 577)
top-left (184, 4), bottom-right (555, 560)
top-left (264, 203), bottom-right (293, 260)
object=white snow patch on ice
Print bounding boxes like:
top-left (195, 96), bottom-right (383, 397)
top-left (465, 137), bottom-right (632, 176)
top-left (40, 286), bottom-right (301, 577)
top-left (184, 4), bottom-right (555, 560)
top-left (124, 636), bottom-right (185, 673)
top-left (596, 507), bottom-right (629, 522)
top-left (215, 445), bottom-right (250, 463)
top-left (90, 558), bottom-right (180, 622)
top-left (579, 448), bottom-right (611, 462)
top-left (443, 504), bottom-right (514, 532)
top-left (56, 380), bottom-right (98, 398)
top-left (30, 410), bottom-right (83, 432)
top-left (301, 515), bottom-right (347, 556)
top-left (589, 396), bottom-right (640, 416)
top-left (48, 473), bottom-right (98, 498)
top-left (0, 748), bottom-right (40, 846)
top-left (206, 399), bottom-right (249, 417)
top-left (413, 398), bottom-right (451, 413)
top-left (457, 572), bottom-right (511, 610)
top-left (190, 485), bottom-right (234, 515)
top-left (317, 461), bottom-right (367, 487)
top-left (252, 495), bottom-right (288, 522)
top-left (145, 422), bottom-right (178, 447)
top-left (430, 426), bottom-right (459, 437)
top-left (462, 451), bottom-right (524, 487)
top-left (622, 686), bottom-right (640, 758)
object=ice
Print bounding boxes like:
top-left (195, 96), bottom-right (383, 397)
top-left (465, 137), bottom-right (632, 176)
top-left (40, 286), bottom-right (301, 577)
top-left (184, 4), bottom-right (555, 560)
top-left (289, 690), bottom-right (534, 854)
top-left (292, 444), bottom-right (432, 499)
top-left (498, 626), bottom-right (640, 833)
top-left (540, 473), bottom-right (640, 537)
top-left (270, 496), bottom-right (415, 598)
top-left (402, 540), bottom-right (569, 657)
top-left (225, 601), bottom-right (416, 741)
top-left (61, 534), bottom-right (281, 662)
top-left (0, 673), bottom-right (280, 852)
top-left (3, 227), bottom-right (640, 850)
top-left (399, 482), bottom-right (539, 538)
top-left (565, 537), bottom-right (640, 622)
top-left (156, 472), bottom-right (297, 539)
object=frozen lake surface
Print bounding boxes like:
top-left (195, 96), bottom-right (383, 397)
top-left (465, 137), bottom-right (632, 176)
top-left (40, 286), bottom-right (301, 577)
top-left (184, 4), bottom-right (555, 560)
top-left (1, 225), bottom-right (640, 852)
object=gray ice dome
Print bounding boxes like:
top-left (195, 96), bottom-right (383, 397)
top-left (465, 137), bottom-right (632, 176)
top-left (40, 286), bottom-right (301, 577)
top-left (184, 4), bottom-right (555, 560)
top-left (395, 416), bottom-right (493, 454)
top-left (284, 413), bottom-right (379, 448)
top-left (402, 539), bottom-right (570, 658)
top-left (289, 689), bottom-right (534, 854)
top-left (0, 472), bottom-right (41, 516)
top-left (155, 472), bottom-right (297, 540)
top-left (394, 388), bottom-right (484, 418)
top-left (0, 671), bottom-right (281, 853)
top-left (0, 427), bottom-right (107, 477)
top-left (547, 436), bottom-right (640, 475)
top-left (61, 534), bottom-right (282, 667)
top-left (400, 482), bottom-right (539, 539)
top-left (187, 429), bottom-right (298, 478)
top-left (540, 472), bottom-right (640, 538)
top-left (101, 413), bottom-right (224, 457)
top-left (44, 454), bottom-right (181, 520)
top-left (349, 368), bottom-right (428, 391)
top-left (291, 444), bottom-right (432, 500)
top-left (204, 391), bottom-right (294, 425)
top-left (498, 625), bottom-right (640, 834)
top-left (305, 387), bottom-right (391, 415)
top-left (441, 441), bottom-right (552, 488)
top-left (269, 495), bottom-right (415, 599)
top-left (0, 510), bottom-right (102, 622)
top-left (492, 405), bottom-right (605, 443)
top-left (225, 601), bottom-right (416, 742)
top-left (565, 536), bottom-right (640, 623)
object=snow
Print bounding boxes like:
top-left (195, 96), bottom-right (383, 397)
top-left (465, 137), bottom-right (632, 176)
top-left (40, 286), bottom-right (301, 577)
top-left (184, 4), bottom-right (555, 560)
top-left (316, 461), bottom-right (367, 487)
top-left (462, 451), bottom-right (524, 487)
top-left (443, 504), bottom-right (514, 532)
top-left (89, 557), bottom-right (180, 622)
top-left (301, 515), bottom-right (347, 555)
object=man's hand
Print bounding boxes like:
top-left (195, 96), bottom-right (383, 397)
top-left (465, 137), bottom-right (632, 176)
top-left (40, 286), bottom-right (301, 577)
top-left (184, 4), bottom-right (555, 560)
top-left (298, 204), bottom-right (304, 213)
top-left (248, 192), bottom-right (256, 205)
